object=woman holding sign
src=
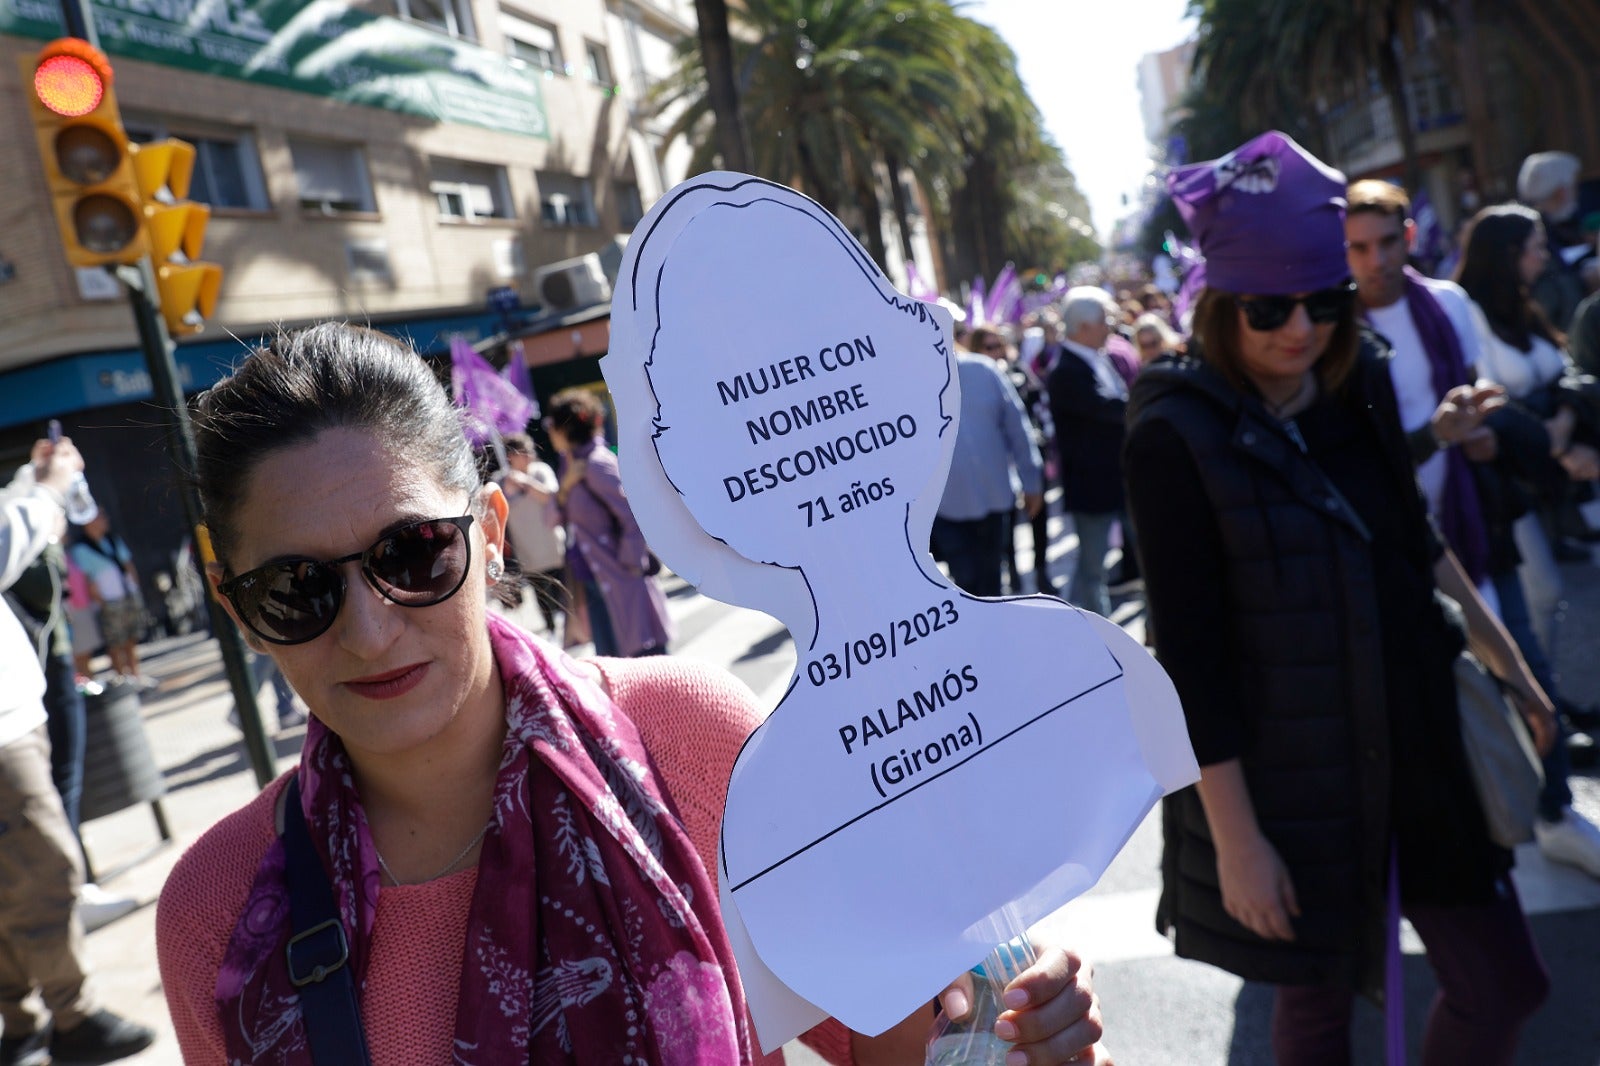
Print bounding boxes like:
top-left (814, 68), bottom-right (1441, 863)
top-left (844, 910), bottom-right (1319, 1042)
top-left (1126, 132), bottom-right (1554, 1063)
top-left (155, 324), bottom-right (1110, 1065)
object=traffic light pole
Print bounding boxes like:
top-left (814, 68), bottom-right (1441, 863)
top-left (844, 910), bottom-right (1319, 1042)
top-left (57, 0), bottom-right (96, 46)
top-left (119, 261), bottom-right (278, 789)
top-left (56, 0), bottom-right (274, 790)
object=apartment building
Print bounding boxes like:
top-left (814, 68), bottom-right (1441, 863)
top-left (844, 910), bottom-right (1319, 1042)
top-left (0, 0), bottom-right (696, 589)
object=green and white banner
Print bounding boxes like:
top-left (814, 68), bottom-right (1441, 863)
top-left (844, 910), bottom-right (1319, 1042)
top-left (3, 0), bottom-right (549, 138)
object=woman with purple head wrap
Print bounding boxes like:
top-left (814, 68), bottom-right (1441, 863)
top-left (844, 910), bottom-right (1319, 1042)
top-left (1124, 132), bottom-right (1555, 1064)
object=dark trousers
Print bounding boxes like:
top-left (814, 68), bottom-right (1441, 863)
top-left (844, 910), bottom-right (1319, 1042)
top-left (1271, 878), bottom-right (1548, 1065)
top-left (42, 649), bottom-right (86, 836)
top-left (1002, 509), bottom-right (1020, 595)
top-left (931, 512), bottom-right (1006, 598)
top-left (582, 579), bottom-right (620, 657)
top-left (1031, 497), bottom-right (1054, 594)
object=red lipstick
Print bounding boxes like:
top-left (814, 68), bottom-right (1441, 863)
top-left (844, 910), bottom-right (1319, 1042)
top-left (342, 662), bottom-right (430, 701)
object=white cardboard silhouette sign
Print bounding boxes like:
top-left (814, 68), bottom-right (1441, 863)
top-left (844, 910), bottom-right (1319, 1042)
top-left (605, 174), bottom-right (1198, 1049)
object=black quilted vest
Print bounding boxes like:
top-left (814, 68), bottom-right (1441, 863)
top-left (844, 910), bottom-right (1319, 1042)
top-left (1126, 339), bottom-right (1500, 994)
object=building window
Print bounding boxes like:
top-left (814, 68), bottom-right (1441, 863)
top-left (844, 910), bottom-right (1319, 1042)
top-left (585, 42), bottom-right (612, 86)
top-left (430, 159), bottom-right (514, 222)
top-left (394, 0), bottom-right (474, 39)
top-left (289, 139), bottom-right (377, 215)
top-left (124, 120), bottom-right (269, 211)
top-left (538, 171), bottom-right (597, 228)
top-left (615, 181), bottom-right (644, 230)
top-left (345, 238), bottom-right (393, 283)
top-left (503, 14), bottom-right (563, 74)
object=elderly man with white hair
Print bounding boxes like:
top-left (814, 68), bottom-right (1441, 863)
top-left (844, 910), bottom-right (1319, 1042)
top-left (1518, 150), bottom-right (1590, 331)
top-left (1047, 287), bottom-right (1130, 617)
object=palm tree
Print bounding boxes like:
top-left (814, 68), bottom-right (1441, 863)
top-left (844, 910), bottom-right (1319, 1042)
top-left (692, 0), bottom-right (752, 173)
top-left (932, 21), bottom-right (1098, 281)
top-left (1185, 0), bottom-right (1454, 189)
top-left (657, 0), bottom-right (1096, 277)
top-left (1184, 0), bottom-right (1324, 157)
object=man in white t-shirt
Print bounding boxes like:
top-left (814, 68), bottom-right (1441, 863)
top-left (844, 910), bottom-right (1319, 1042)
top-left (1348, 179), bottom-right (1600, 879)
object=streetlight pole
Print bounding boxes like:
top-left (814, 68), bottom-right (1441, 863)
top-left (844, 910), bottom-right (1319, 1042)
top-left (58, 0), bottom-right (277, 788)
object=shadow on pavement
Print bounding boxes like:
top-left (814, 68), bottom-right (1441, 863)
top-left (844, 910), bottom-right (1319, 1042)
top-left (735, 629), bottom-right (791, 662)
top-left (161, 733), bottom-right (303, 794)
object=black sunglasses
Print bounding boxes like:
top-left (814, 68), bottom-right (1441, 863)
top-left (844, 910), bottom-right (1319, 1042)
top-left (218, 515), bottom-right (476, 645)
top-left (1237, 282), bottom-right (1356, 332)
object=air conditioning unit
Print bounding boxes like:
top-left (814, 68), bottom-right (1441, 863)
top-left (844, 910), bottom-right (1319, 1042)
top-left (532, 253), bottom-right (612, 312)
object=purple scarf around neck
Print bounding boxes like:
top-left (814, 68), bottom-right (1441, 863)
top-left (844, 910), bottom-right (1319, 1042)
top-left (1396, 267), bottom-right (1491, 584)
top-left (214, 614), bottom-right (751, 1065)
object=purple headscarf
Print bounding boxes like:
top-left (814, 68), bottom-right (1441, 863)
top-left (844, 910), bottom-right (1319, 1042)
top-left (1167, 131), bottom-right (1350, 296)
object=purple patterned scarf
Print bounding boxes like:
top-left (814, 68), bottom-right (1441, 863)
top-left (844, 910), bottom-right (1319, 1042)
top-left (215, 613), bottom-right (751, 1064)
top-left (1394, 267), bottom-right (1491, 585)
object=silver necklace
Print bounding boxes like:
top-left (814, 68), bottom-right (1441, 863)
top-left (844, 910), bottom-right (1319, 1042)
top-left (374, 822), bottom-right (492, 887)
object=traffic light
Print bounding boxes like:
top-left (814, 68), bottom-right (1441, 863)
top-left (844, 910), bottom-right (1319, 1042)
top-left (23, 38), bottom-right (148, 267)
top-left (132, 139), bottom-right (222, 335)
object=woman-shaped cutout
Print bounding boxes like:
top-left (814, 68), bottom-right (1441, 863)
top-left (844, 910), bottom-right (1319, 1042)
top-left (607, 175), bottom-right (1196, 1040)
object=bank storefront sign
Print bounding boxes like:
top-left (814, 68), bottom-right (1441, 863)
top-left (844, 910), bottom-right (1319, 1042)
top-left (2, 0), bottom-right (549, 139)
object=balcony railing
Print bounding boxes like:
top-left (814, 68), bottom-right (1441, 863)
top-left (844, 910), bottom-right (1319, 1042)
top-left (1321, 47), bottom-right (1463, 163)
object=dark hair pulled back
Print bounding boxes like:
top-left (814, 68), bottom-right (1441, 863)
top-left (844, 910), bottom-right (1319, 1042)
top-left (193, 323), bottom-right (478, 566)
top-left (544, 388), bottom-right (606, 445)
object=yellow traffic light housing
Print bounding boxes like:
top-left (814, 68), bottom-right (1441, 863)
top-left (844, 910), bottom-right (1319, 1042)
top-left (23, 39), bottom-right (148, 266)
top-left (155, 262), bottom-right (223, 335)
top-left (131, 137), bottom-right (224, 335)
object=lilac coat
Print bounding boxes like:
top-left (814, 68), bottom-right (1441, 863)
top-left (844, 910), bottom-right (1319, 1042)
top-left (559, 438), bottom-right (674, 655)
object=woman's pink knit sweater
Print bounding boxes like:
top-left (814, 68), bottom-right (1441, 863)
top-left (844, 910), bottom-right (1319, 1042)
top-left (157, 656), bottom-right (855, 1065)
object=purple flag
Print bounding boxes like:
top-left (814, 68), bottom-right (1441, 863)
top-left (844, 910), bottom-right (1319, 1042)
top-left (904, 260), bottom-right (940, 302)
top-left (502, 339), bottom-right (540, 417)
top-left (984, 263), bottom-right (1018, 324)
top-left (451, 334), bottom-right (535, 446)
top-left (967, 276), bottom-right (988, 328)
top-left (1021, 275), bottom-right (1070, 316)
top-left (1172, 259), bottom-right (1206, 327)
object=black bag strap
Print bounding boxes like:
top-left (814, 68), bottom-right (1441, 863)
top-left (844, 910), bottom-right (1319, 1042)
top-left (281, 777), bottom-right (374, 1066)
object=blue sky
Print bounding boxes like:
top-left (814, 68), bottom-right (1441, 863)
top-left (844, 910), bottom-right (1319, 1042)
top-left (965, 0), bottom-right (1196, 237)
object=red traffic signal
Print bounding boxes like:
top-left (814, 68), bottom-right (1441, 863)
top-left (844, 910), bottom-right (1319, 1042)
top-left (33, 44), bottom-right (109, 117)
top-left (23, 39), bottom-right (148, 267)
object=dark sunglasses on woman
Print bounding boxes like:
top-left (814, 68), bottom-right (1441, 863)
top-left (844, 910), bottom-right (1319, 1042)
top-left (218, 515), bottom-right (476, 645)
top-left (1237, 281), bottom-right (1356, 332)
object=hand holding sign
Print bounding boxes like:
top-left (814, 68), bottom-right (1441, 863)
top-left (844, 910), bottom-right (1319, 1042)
top-left (606, 175), bottom-right (1198, 1050)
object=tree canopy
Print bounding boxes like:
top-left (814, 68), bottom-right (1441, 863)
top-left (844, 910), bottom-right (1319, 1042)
top-left (658, 0), bottom-right (1100, 284)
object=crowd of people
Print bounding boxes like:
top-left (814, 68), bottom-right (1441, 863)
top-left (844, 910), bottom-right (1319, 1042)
top-left (7, 127), bottom-right (1600, 1064)
top-left (923, 133), bottom-right (1600, 1064)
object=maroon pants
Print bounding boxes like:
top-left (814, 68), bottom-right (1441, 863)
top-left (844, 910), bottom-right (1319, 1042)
top-left (1271, 877), bottom-right (1549, 1066)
